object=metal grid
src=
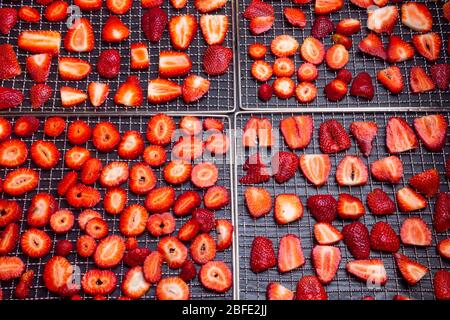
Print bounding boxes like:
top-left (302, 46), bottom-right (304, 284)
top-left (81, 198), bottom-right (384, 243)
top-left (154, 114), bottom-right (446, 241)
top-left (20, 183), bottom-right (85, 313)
top-left (236, 0), bottom-right (450, 110)
top-left (0, 0), bottom-right (237, 113)
top-left (234, 110), bottom-right (450, 300)
top-left (0, 114), bottom-right (235, 300)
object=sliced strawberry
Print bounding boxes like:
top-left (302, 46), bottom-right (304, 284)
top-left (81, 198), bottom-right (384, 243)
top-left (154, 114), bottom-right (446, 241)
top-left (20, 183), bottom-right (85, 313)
top-left (413, 114), bottom-right (447, 152)
top-left (14, 269), bottom-right (34, 299)
top-left (244, 187), bottom-right (272, 219)
top-left (297, 63), bottom-right (318, 82)
top-left (49, 209), bottom-right (74, 234)
top-left (412, 33), bottom-right (441, 62)
top-left (325, 44), bottom-right (348, 70)
top-left (0, 256), bottom-right (24, 281)
top-left (205, 131), bottom-right (230, 155)
top-left (0, 199), bottom-right (21, 228)
top-left (120, 204), bottom-right (149, 237)
top-left (66, 184), bottom-right (101, 209)
top-left (243, 0), bottom-right (274, 19)
top-left (57, 171), bottom-right (78, 197)
top-left (251, 60), bottom-right (273, 82)
top-left (141, 7), bottom-right (167, 42)
top-left (350, 0), bottom-right (373, 8)
top-left (144, 186), bottom-right (175, 213)
top-left (163, 161), bottom-right (192, 185)
top-left (204, 186), bottom-right (230, 210)
top-left (204, 118), bottom-right (225, 132)
top-left (94, 235), bottom-right (125, 268)
top-left (178, 218), bottom-right (201, 242)
top-left (401, 217), bottom-right (432, 246)
top-left (358, 33), bottom-right (386, 60)
top-left (77, 210), bottom-right (101, 231)
top-left (142, 251), bottom-right (163, 284)
top-left (410, 66), bottom-right (436, 93)
top-left (280, 115), bottom-right (313, 150)
top-left (159, 51), bottom-right (192, 78)
top-left (114, 76), bottom-right (143, 107)
top-left (337, 193), bottom-right (365, 220)
top-left (74, 0), bottom-right (103, 10)
top-left (284, 7), bottom-right (306, 28)
top-left (172, 136), bottom-right (204, 160)
top-left (346, 259), bottom-right (387, 285)
top-left (157, 236), bottom-right (187, 269)
top-left (195, 0), bottom-right (227, 13)
top-left (129, 163), bottom-right (156, 195)
top-left (312, 245), bottom-right (340, 284)
top-left (275, 194), bottom-right (303, 225)
top-left (67, 120), bottom-right (91, 145)
top-left (437, 238), bottom-right (450, 260)
top-left (182, 74), bottom-right (210, 103)
top-left (369, 221), bottom-right (400, 252)
top-left (65, 146), bottom-right (90, 170)
top-left (43, 256), bottom-right (77, 295)
top-left (14, 116), bottom-right (39, 137)
top-left (43, 117), bottom-right (65, 138)
top-left (370, 156), bottom-right (403, 184)
top-left (0, 139), bottom-right (28, 168)
top-left (401, 2), bottom-right (432, 32)
top-left (0, 44), bottom-right (21, 80)
top-left (349, 121), bottom-right (378, 157)
top-left (100, 161), bottom-right (129, 187)
top-left (58, 57), bottom-right (91, 80)
top-left (332, 33), bottom-right (352, 50)
top-left (324, 79), bottom-right (348, 102)
top-left (30, 140), bottom-right (60, 169)
top-left (314, 222), bottom-right (343, 245)
top-left (64, 18), bottom-right (94, 52)
top-left (130, 42), bottom-right (149, 69)
top-left (19, 6), bottom-right (40, 23)
top-left (88, 82), bottom-right (109, 107)
top-left (319, 119), bottom-right (351, 154)
top-left (147, 78), bottom-right (182, 104)
top-left (143, 145), bottom-right (167, 167)
top-left (299, 154), bottom-right (330, 187)
top-left (200, 14), bottom-right (228, 45)
top-left (397, 187), bottom-right (427, 212)
top-left (336, 18), bottom-right (361, 36)
top-left (295, 82), bottom-right (317, 103)
top-left (173, 191), bottom-right (201, 217)
top-left (178, 115), bottom-right (201, 135)
top-left (97, 49), bottom-right (120, 79)
top-left (3, 168), bottom-right (39, 196)
top-left (0, 117), bottom-right (12, 142)
top-left (81, 269), bottom-right (117, 296)
top-left (18, 30), bottom-right (61, 55)
top-left (92, 121), bottom-right (120, 152)
top-left (170, 0), bottom-right (187, 9)
top-left (240, 153), bottom-right (271, 184)
top-left (190, 233), bottom-right (216, 265)
top-left (366, 188), bottom-right (396, 215)
top-left (122, 267), bottom-right (150, 299)
top-left (44, 1), bottom-right (69, 22)
top-left (102, 16), bottom-right (130, 42)
top-left (377, 65), bottom-right (404, 94)
top-left (191, 162), bottom-right (218, 188)
top-left (118, 131), bottom-right (144, 160)
top-left (335, 155), bottom-right (368, 186)
top-left (169, 15), bottom-right (197, 50)
top-left (104, 187), bottom-right (127, 215)
top-left (394, 253), bottom-right (428, 285)
top-left (60, 87), bottom-right (87, 108)
top-left (0, 8), bottom-right (17, 35)
top-left (216, 219), bottom-right (233, 251)
top-left (249, 15), bottom-right (274, 35)
top-left (0, 223), bottom-right (19, 256)
top-left (106, 0), bottom-right (132, 14)
top-left (386, 117), bottom-right (418, 154)
top-left (434, 270), bottom-right (450, 300)
top-left (367, 6), bottom-right (398, 34)
top-left (156, 276), bottom-right (189, 300)
top-left (387, 35), bottom-right (414, 63)
top-left (278, 234), bottom-right (305, 273)
top-left (267, 282), bottom-right (294, 300)
top-left (199, 261), bottom-right (232, 293)
top-left (430, 63), bottom-right (450, 90)
top-left (271, 35), bottom-right (299, 58)
top-left (315, 0), bottom-right (344, 15)
top-left (409, 168), bottom-right (440, 198)
top-left (20, 228), bottom-right (52, 258)
top-left (85, 217), bottom-right (109, 239)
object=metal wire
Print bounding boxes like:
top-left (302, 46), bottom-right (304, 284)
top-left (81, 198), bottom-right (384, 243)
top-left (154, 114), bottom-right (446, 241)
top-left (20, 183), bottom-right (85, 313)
top-left (236, 0), bottom-right (450, 110)
top-left (234, 110), bottom-right (450, 300)
top-left (0, 114), bottom-right (235, 300)
top-left (0, 0), bottom-right (237, 114)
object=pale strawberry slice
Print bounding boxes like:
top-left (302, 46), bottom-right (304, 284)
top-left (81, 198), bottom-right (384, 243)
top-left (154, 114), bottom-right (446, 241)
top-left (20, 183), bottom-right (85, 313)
top-left (413, 114), bottom-right (447, 152)
top-left (367, 6), bottom-right (398, 34)
top-left (200, 15), bottom-right (228, 45)
top-left (271, 35), bottom-right (299, 58)
top-left (60, 87), bottom-right (87, 108)
top-left (266, 282), bottom-right (294, 300)
top-left (18, 30), bottom-right (61, 55)
top-left (106, 0), bottom-right (132, 14)
top-left (386, 117), bottom-right (418, 154)
top-left (114, 76), bottom-right (143, 107)
top-left (26, 53), bottom-right (51, 83)
top-left (346, 259), bottom-right (387, 285)
top-left (315, 0), bottom-right (344, 15)
top-left (337, 193), bottom-right (365, 220)
top-left (130, 42), bottom-right (149, 69)
top-left (147, 78), bottom-right (182, 104)
top-left (170, 0), bottom-right (187, 9)
top-left (249, 16), bottom-right (275, 35)
top-left (299, 154), bottom-right (331, 187)
top-left (300, 37), bottom-right (325, 65)
top-left (194, 0), bottom-right (227, 13)
top-left (335, 155), bottom-right (368, 186)
top-left (400, 217), bottom-right (432, 246)
top-left (412, 33), bottom-right (441, 62)
top-left (387, 35), bottom-right (414, 63)
top-left (314, 222), bottom-right (343, 245)
top-left (278, 234), bottom-right (305, 273)
top-left (182, 74), bottom-right (210, 103)
top-left (64, 18), bottom-right (94, 52)
top-left (88, 82), bottom-right (109, 107)
top-left (396, 187), bottom-right (427, 212)
top-left (410, 66), bottom-right (436, 93)
top-left (274, 194), bottom-right (303, 225)
top-left (244, 187), bottom-right (272, 219)
top-left (394, 253), bottom-right (428, 285)
top-left (370, 156), bottom-right (403, 184)
top-left (122, 267), bottom-right (151, 299)
top-left (159, 51), bottom-right (192, 78)
top-left (58, 57), bottom-right (91, 80)
top-left (102, 16), bottom-right (130, 42)
top-left (280, 115), bottom-right (313, 150)
top-left (312, 245), bottom-right (341, 284)
top-left (169, 15), bottom-right (197, 50)
top-left (401, 2), bottom-right (433, 32)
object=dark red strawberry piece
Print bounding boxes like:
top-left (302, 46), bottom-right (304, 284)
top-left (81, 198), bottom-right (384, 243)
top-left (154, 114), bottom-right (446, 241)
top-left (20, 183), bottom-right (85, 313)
top-left (366, 189), bottom-right (396, 215)
top-left (349, 121), bottom-right (378, 157)
top-left (142, 8), bottom-right (167, 43)
top-left (0, 44), bottom-right (21, 80)
top-left (0, 8), bottom-right (17, 35)
top-left (250, 236), bottom-right (276, 273)
top-left (430, 64), bottom-right (450, 90)
top-left (203, 45), bottom-right (233, 76)
top-left (350, 72), bottom-right (374, 100)
top-left (240, 153), bottom-right (271, 184)
top-left (434, 270), bottom-right (450, 300)
top-left (30, 84), bottom-right (53, 109)
top-left (0, 87), bottom-right (24, 110)
top-left (296, 276), bottom-right (328, 300)
top-left (434, 192), bottom-right (450, 233)
top-left (311, 16), bottom-right (334, 39)
top-left (307, 195), bottom-right (337, 223)
top-left (319, 120), bottom-right (351, 154)
top-left (192, 208), bottom-right (215, 233)
top-left (123, 248), bottom-right (151, 267)
top-left (243, 0), bottom-right (274, 19)
top-left (271, 151), bottom-right (298, 184)
top-left (370, 221), bottom-right (400, 252)
top-left (342, 221), bottom-right (370, 259)
top-left (97, 49), bottom-right (120, 79)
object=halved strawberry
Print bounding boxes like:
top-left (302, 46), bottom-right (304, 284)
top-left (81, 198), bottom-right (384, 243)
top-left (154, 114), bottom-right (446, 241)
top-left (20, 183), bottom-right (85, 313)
top-left (413, 114), bottom-right (447, 152)
top-left (15, 270), bottom-right (34, 300)
top-left (145, 186), bottom-right (175, 212)
top-left (337, 193), bottom-right (365, 220)
top-left (0, 199), bottom-right (21, 228)
top-left (332, 34), bottom-right (352, 50)
top-left (387, 35), bottom-right (414, 63)
top-left (335, 155), bottom-right (368, 186)
top-left (284, 7), bottom-right (306, 28)
top-left (0, 87), bottom-right (23, 110)
top-left (20, 228), bottom-right (52, 258)
top-left (163, 160), bottom-right (192, 185)
top-left (243, 0), bottom-right (274, 19)
top-left (200, 15), bottom-right (228, 45)
top-left (102, 16), bottom-right (130, 42)
top-left (409, 168), bottom-right (440, 198)
top-left (88, 82), bottom-right (109, 107)
top-left (64, 18), bottom-right (94, 52)
top-left (386, 117), bottom-right (418, 154)
top-left (319, 120), bottom-right (351, 154)
top-left (299, 154), bottom-right (330, 187)
top-left (18, 30), bottom-right (61, 55)
top-left (397, 187), bottom-right (427, 212)
top-left (410, 66), bottom-right (436, 93)
top-left (0, 223), bottom-right (19, 256)
top-left (377, 65), bottom-right (404, 94)
top-left (147, 78), bottom-right (182, 104)
top-left (336, 18), bottom-right (361, 36)
top-left (157, 236), bottom-right (187, 269)
top-left (30, 84), bottom-right (53, 109)
top-left (120, 204), bottom-right (149, 237)
top-left (159, 51), bottom-right (192, 78)
top-left (400, 217), bottom-right (432, 246)
top-left (244, 187), bottom-right (272, 219)
top-left (267, 282), bottom-right (294, 300)
top-left (104, 187), bottom-right (127, 215)
top-left (44, 1), bottom-right (69, 22)
top-left (0, 256), bottom-right (24, 281)
top-left (74, 0), bottom-right (103, 10)
top-left (295, 82), bottom-right (317, 103)
top-left (3, 168), bottom-right (38, 196)
top-left (58, 57), bottom-right (91, 80)
top-left (249, 15), bottom-right (275, 35)
top-left (106, 0), bottom-right (132, 14)
top-left (100, 161), bottom-right (129, 187)
top-left (49, 209), bottom-right (74, 234)
top-left (315, 0), bottom-right (344, 14)
top-left (280, 116), bottom-right (313, 150)
top-left (156, 276), bottom-right (189, 300)
top-left (278, 234), bottom-right (305, 273)
top-left (366, 188), bottom-right (396, 216)
top-left (92, 122), bottom-right (120, 152)
top-left (94, 235), bottom-right (125, 268)
top-left (30, 140), bottom-right (60, 169)
top-left (437, 238), bottom-right (450, 260)
top-left (0, 139), bottom-right (28, 168)
top-left (66, 184), bottom-right (101, 208)
top-left (199, 261), bottom-right (232, 293)
top-left (367, 6), bottom-right (398, 34)
top-left (130, 42), bottom-right (149, 69)
top-left (114, 76), bottom-right (143, 107)
top-left (325, 44), bottom-right (349, 70)
top-left (195, 0), bottom-right (227, 13)
top-left (394, 253), bottom-right (428, 285)
top-left (182, 74), bottom-right (210, 103)
top-left (349, 121), bottom-right (378, 157)
top-left (370, 156), bottom-right (403, 184)
top-left (412, 33), bottom-right (441, 62)
top-left (18, 6), bottom-right (40, 23)
top-left (314, 222), bottom-right (343, 245)
top-left (122, 267), bottom-right (150, 299)
top-left (204, 186), bottom-right (230, 210)
top-left (60, 87), bottom-right (87, 108)
top-left (401, 2), bottom-right (432, 32)
top-left (300, 37), bottom-right (325, 65)
top-left (65, 146), bottom-right (90, 170)
top-left (0, 44), bottom-right (21, 80)
top-left (346, 259), bottom-right (387, 285)
top-left (143, 145), bottom-right (167, 167)
top-left (275, 194), bottom-right (303, 225)
top-left (169, 15), bottom-right (197, 51)
top-left (358, 33), bottom-right (387, 60)
top-left (312, 245), bottom-right (341, 284)
top-left (216, 219), bottom-right (233, 251)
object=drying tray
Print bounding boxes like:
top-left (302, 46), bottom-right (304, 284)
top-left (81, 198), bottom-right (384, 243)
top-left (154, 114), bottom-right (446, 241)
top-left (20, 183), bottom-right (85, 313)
top-left (0, 113), bottom-right (236, 300)
top-left (236, 0), bottom-right (450, 110)
top-left (0, 0), bottom-right (237, 113)
top-left (234, 110), bottom-right (450, 300)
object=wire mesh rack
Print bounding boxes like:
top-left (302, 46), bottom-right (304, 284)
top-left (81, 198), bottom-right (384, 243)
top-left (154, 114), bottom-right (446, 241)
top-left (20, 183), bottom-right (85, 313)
top-left (0, 113), bottom-right (235, 300)
top-left (236, 0), bottom-right (450, 110)
top-left (234, 110), bottom-right (450, 300)
top-left (0, 0), bottom-right (237, 113)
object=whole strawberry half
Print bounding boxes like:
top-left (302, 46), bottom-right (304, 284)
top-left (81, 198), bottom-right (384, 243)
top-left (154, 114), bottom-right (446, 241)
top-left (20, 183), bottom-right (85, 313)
top-left (203, 45), bottom-right (233, 76)
top-left (250, 236), bottom-right (276, 273)
top-left (434, 192), bottom-right (450, 233)
top-left (434, 270), bottom-right (450, 300)
top-left (271, 151), bottom-right (298, 184)
top-left (370, 221), bottom-right (400, 252)
top-left (307, 195), bottom-right (337, 223)
top-left (342, 221), bottom-right (370, 259)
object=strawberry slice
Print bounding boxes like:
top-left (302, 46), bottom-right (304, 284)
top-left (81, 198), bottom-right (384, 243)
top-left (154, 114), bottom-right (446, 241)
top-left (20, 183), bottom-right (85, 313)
top-left (102, 16), bottom-right (130, 42)
top-left (94, 235), bottom-right (125, 268)
top-left (0, 256), bottom-right (25, 281)
top-left (106, 0), bottom-right (132, 14)
top-left (114, 76), bottom-right (143, 107)
top-left (278, 234), bottom-right (305, 273)
top-left (178, 219), bottom-right (200, 241)
top-left (300, 37), bottom-right (325, 65)
top-left (30, 140), bottom-right (60, 169)
top-left (0, 87), bottom-right (23, 110)
top-left (170, 0), bottom-right (187, 9)
top-left (200, 15), bottom-right (228, 45)
top-left (295, 82), bottom-right (317, 103)
top-left (394, 253), bottom-right (428, 285)
top-left (346, 259), bottom-right (387, 285)
top-left (191, 162), bottom-right (218, 188)
top-left (130, 42), bottom-right (149, 69)
top-left (159, 51), bottom-right (192, 78)
top-left (410, 66), bottom-right (436, 93)
top-left (251, 60), bottom-right (273, 82)
top-left (129, 163), bottom-right (156, 195)
top-left (81, 269), bottom-right (117, 296)
top-left (18, 6), bottom-right (40, 23)
top-left (88, 82), bottom-right (109, 107)
top-left (336, 18), bottom-right (361, 36)
top-left (143, 251), bottom-right (163, 284)
top-left (272, 77), bottom-right (295, 99)
top-left (401, 2), bottom-right (432, 32)
top-left (271, 35), bottom-right (299, 58)
top-left (438, 239), bottom-right (450, 260)
top-left (0, 44), bottom-right (21, 80)
top-left (0, 139), bottom-right (28, 168)
top-left (243, 0), bottom-right (274, 19)
top-left (284, 7), bottom-right (306, 28)
top-left (66, 184), bottom-right (101, 209)
top-left (169, 15), bottom-right (197, 51)
top-left (216, 219), bottom-right (233, 251)
top-left (397, 187), bottom-right (427, 212)
top-left (0, 200), bottom-right (21, 227)
top-left (204, 186), bottom-right (229, 210)
top-left (367, 6), bottom-right (398, 34)
top-left (163, 161), bottom-right (192, 185)
top-left (314, 222), bottom-right (343, 245)
top-left (190, 233), bottom-right (216, 264)
top-left (20, 228), bottom-right (52, 258)
top-left (377, 65), bottom-right (404, 94)
top-left (296, 276), bottom-right (328, 300)
top-left (199, 261), bottom-right (232, 293)
top-left (299, 154), bottom-right (331, 187)
top-left (43, 256), bottom-right (77, 295)
top-left (173, 191), bottom-right (201, 216)
top-left (44, 1), bottom-right (69, 22)
top-left (350, 0), bottom-right (373, 8)
top-left (26, 53), bottom-right (51, 83)
top-left (387, 35), bottom-right (414, 63)
top-left (3, 168), bottom-right (39, 196)
top-left (182, 74), bottom-right (210, 103)
top-left (147, 78), bottom-right (182, 104)
top-left (120, 204), bottom-right (149, 237)
top-left (280, 115), bottom-right (313, 150)
top-left (118, 131), bottom-right (145, 160)
top-left (146, 114), bottom-right (175, 146)
top-left (431, 63), bottom-right (450, 90)
top-left (319, 119), bottom-right (351, 154)
top-left (74, 0), bottom-right (103, 10)
top-left (158, 236), bottom-right (188, 269)
top-left (249, 15), bottom-right (274, 35)
top-left (312, 245), bottom-right (341, 284)
top-left (100, 161), bottom-right (129, 187)
top-left (60, 86), bottom-right (87, 108)
top-left (122, 267), bottom-right (151, 299)
top-left (0, 117), bottom-right (12, 142)
top-left (274, 194), bottom-right (303, 225)
top-left (325, 44), bottom-right (349, 70)
top-left (358, 33), bottom-right (386, 60)
top-left (14, 116), bottom-right (39, 137)
top-left (386, 117), bottom-right (418, 154)
top-left (194, 0), bottom-right (228, 13)
top-left (266, 282), bottom-right (294, 301)
top-left (18, 30), bottom-right (61, 55)
top-left (244, 187), bottom-right (272, 219)
top-left (412, 33), bottom-right (441, 62)
top-left (0, 223), bottom-right (19, 256)
top-left (349, 121), bottom-right (378, 157)
top-left (58, 57), bottom-right (91, 80)
top-left (141, 0), bottom-right (163, 7)
top-left (315, 0), bottom-right (344, 15)
top-left (64, 18), bottom-right (94, 52)
top-left (67, 120), bottom-right (91, 145)
top-left (156, 276), bottom-right (189, 300)
top-left (413, 114), bottom-right (447, 152)
top-left (0, 8), bottom-right (17, 35)
top-left (337, 193), bottom-right (365, 220)
top-left (370, 156), bottom-right (403, 184)
top-left (400, 217), bottom-right (432, 246)
top-left (80, 158), bottom-right (102, 185)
